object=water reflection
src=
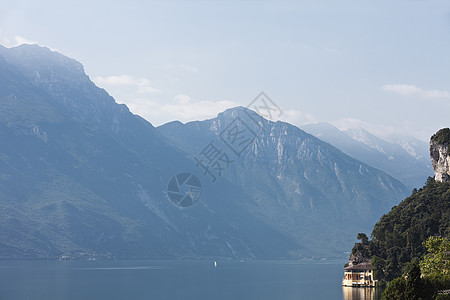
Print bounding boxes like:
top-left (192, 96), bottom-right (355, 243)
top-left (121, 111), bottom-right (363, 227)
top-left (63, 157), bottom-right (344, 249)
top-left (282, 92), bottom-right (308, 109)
top-left (342, 286), bottom-right (383, 300)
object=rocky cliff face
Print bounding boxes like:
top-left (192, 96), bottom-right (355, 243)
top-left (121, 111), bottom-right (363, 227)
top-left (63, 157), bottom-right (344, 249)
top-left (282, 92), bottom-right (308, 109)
top-left (159, 107), bottom-right (409, 258)
top-left (430, 128), bottom-right (450, 182)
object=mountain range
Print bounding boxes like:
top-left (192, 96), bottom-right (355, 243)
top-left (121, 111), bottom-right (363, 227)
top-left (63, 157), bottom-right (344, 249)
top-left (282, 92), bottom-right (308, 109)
top-left (301, 123), bottom-right (432, 189)
top-left (0, 44), bottom-right (410, 259)
top-left (159, 109), bottom-right (410, 258)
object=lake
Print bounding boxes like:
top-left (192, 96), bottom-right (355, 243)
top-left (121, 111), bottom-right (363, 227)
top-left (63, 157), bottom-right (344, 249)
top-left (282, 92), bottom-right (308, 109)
top-left (0, 260), bottom-right (383, 300)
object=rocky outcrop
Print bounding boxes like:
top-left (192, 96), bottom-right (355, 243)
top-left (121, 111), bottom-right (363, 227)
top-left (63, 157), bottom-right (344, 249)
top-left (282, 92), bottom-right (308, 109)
top-left (348, 252), bottom-right (371, 267)
top-left (430, 128), bottom-right (450, 182)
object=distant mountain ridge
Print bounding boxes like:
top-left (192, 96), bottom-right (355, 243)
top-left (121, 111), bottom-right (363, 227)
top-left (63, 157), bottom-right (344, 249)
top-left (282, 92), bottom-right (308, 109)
top-left (301, 123), bottom-right (432, 189)
top-left (0, 44), bottom-right (303, 259)
top-left (159, 107), bottom-right (409, 257)
top-left (0, 44), bottom-right (409, 259)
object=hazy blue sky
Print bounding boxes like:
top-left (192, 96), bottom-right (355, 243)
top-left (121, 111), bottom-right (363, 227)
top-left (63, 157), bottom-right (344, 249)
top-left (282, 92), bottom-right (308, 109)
top-left (1, 0), bottom-right (449, 141)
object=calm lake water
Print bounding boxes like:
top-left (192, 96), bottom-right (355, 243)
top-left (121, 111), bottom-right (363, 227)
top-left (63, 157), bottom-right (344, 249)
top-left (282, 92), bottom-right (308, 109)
top-left (0, 260), bottom-right (383, 300)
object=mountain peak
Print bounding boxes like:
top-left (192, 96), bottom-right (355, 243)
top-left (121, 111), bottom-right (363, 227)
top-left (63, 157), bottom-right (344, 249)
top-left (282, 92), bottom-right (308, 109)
top-left (217, 106), bottom-right (261, 120)
top-left (1, 44), bottom-right (86, 80)
top-left (0, 43), bottom-right (130, 131)
top-left (345, 127), bottom-right (376, 140)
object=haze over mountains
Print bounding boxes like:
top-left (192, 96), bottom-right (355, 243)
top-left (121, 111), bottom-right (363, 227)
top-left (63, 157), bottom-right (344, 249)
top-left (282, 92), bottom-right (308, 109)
top-left (159, 109), bottom-right (410, 257)
top-left (0, 44), bottom-right (411, 259)
top-left (301, 123), bottom-right (432, 189)
top-left (0, 44), bottom-right (304, 259)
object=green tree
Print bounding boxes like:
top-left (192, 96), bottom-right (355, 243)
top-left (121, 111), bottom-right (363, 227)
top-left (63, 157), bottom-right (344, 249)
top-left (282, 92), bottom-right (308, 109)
top-left (382, 277), bottom-right (407, 300)
top-left (371, 255), bottom-right (385, 281)
top-left (405, 263), bottom-right (422, 300)
top-left (357, 232), bottom-right (369, 245)
top-left (420, 236), bottom-right (450, 278)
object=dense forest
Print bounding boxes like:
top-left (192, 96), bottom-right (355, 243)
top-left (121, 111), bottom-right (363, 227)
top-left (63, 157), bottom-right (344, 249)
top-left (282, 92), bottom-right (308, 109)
top-left (381, 236), bottom-right (450, 300)
top-left (350, 178), bottom-right (450, 279)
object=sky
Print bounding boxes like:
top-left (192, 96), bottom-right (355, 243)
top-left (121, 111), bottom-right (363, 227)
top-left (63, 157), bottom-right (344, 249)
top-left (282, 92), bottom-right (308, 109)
top-left (1, 0), bottom-right (450, 141)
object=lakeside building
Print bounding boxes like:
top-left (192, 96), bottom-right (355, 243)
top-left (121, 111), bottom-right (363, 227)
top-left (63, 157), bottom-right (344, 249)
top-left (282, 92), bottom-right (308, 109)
top-left (342, 263), bottom-right (376, 287)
